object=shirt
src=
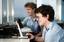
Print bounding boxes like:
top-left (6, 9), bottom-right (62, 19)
top-left (22, 16), bottom-right (41, 32)
top-left (42, 21), bottom-right (64, 42)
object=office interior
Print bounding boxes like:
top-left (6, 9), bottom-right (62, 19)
top-left (0, 0), bottom-right (64, 42)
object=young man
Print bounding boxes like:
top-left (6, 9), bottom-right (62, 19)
top-left (23, 2), bottom-right (41, 42)
top-left (22, 2), bottom-right (41, 33)
top-left (35, 5), bottom-right (64, 42)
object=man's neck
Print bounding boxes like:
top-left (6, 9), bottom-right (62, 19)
top-left (44, 21), bottom-right (51, 28)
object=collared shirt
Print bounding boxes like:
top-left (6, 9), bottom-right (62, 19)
top-left (42, 21), bottom-right (64, 42)
top-left (22, 16), bottom-right (41, 32)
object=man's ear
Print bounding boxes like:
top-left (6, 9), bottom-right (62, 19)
top-left (47, 14), bottom-right (49, 19)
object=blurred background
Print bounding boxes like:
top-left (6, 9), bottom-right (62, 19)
top-left (1, 0), bottom-right (36, 24)
top-left (0, 0), bottom-right (64, 24)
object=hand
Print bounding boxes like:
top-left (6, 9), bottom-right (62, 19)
top-left (35, 32), bottom-right (44, 42)
top-left (36, 32), bottom-right (42, 37)
top-left (26, 32), bottom-right (34, 39)
top-left (35, 36), bottom-right (44, 42)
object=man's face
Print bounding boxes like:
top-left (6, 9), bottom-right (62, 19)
top-left (25, 7), bottom-right (34, 16)
top-left (36, 13), bottom-right (47, 26)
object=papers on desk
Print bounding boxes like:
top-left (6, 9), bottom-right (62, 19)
top-left (21, 27), bottom-right (32, 32)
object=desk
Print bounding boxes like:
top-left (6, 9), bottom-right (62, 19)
top-left (0, 36), bottom-right (29, 42)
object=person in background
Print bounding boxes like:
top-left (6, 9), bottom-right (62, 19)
top-left (35, 4), bottom-right (64, 42)
top-left (16, 2), bottom-right (41, 42)
top-left (23, 2), bottom-right (41, 42)
top-left (22, 2), bottom-right (41, 33)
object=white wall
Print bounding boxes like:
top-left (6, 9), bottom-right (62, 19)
top-left (61, 0), bottom-right (64, 21)
top-left (7, 0), bottom-right (14, 23)
top-left (37, 0), bottom-right (62, 21)
top-left (14, 0), bottom-right (36, 17)
top-left (0, 0), bottom-right (2, 24)
top-left (56, 0), bottom-right (61, 20)
top-left (37, 0), bottom-right (49, 8)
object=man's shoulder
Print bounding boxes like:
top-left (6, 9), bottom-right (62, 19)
top-left (24, 16), bottom-right (30, 20)
top-left (22, 17), bottom-right (29, 24)
top-left (51, 22), bottom-right (64, 34)
top-left (47, 22), bottom-right (64, 37)
top-left (53, 22), bottom-right (62, 30)
top-left (23, 16), bottom-right (30, 21)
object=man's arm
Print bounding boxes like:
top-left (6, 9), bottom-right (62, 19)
top-left (22, 17), bottom-right (28, 26)
top-left (45, 31), bottom-right (59, 42)
top-left (35, 32), bottom-right (44, 42)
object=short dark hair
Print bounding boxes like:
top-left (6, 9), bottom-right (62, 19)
top-left (35, 5), bottom-right (55, 22)
top-left (24, 2), bottom-right (36, 9)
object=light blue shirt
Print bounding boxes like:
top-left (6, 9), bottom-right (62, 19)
top-left (42, 21), bottom-right (64, 42)
top-left (22, 16), bottom-right (41, 32)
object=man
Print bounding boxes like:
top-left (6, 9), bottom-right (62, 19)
top-left (16, 2), bottom-right (41, 42)
top-left (23, 2), bottom-right (41, 42)
top-left (35, 5), bottom-right (64, 42)
top-left (22, 2), bottom-right (41, 33)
